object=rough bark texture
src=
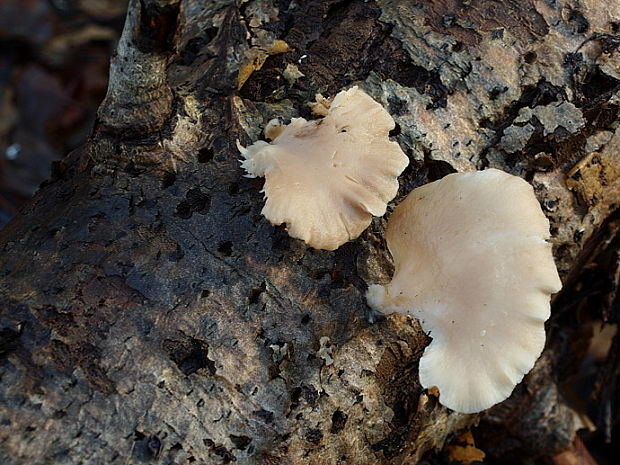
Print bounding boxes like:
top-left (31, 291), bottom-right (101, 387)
top-left (1, 1), bottom-right (619, 464)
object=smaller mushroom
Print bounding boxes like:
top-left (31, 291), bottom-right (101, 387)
top-left (238, 86), bottom-right (409, 250)
top-left (366, 169), bottom-right (562, 413)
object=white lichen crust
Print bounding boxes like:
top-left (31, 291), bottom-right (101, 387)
top-left (238, 86), bottom-right (409, 250)
top-left (366, 169), bottom-right (562, 414)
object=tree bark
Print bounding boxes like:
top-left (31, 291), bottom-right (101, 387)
top-left (1, 1), bottom-right (619, 464)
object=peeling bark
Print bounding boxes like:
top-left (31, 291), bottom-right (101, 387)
top-left (1, 1), bottom-right (619, 464)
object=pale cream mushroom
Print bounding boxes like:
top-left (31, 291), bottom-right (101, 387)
top-left (366, 169), bottom-right (562, 414)
top-left (238, 86), bottom-right (409, 250)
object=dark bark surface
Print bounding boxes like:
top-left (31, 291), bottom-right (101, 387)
top-left (1, 1), bottom-right (619, 464)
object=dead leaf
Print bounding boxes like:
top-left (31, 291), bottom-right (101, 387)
top-left (446, 430), bottom-right (486, 465)
top-left (237, 40), bottom-right (292, 90)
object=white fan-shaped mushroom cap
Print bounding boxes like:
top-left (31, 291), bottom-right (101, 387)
top-left (366, 169), bottom-right (562, 413)
top-left (238, 86), bottom-right (409, 250)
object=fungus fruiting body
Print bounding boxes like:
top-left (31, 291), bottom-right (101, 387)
top-left (366, 169), bottom-right (562, 413)
top-left (238, 86), bottom-right (409, 250)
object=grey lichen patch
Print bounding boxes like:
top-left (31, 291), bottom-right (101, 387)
top-left (400, 88), bottom-right (487, 170)
top-left (519, 101), bottom-right (586, 137)
top-left (364, 75), bottom-right (487, 171)
top-left (500, 124), bottom-right (537, 153)
top-left (376, 0), bottom-right (613, 174)
top-left (363, 76), bottom-right (427, 164)
top-left (317, 336), bottom-right (334, 366)
top-left (498, 101), bottom-right (585, 153)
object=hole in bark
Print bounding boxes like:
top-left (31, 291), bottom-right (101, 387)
top-left (200, 289), bottom-right (211, 298)
top-left (228, 182), bottom-right (240, 195)
top-left (211, 445), bottom-right (235, 463)
top-left (247, 282), bottom-right (266, 304)
top-left (253, 408), bottom-right (274, 423)
top-left (167, 244), bottom-right (184, 262)
top-left (163, 337), bottom-right (216, 376)
top-left (217, 241), bottom-right (233, 256)
top-left (147, 436), bottom-right (161, 459)
top-left (197, 147), bottom-right (214, 163)
top-left (305, 428), bottom-right (323, 444)
top-left (175, 188), bottom-right (211, 219)
top-left (330, 410), bottom-right (348, 434)
top-left (567, 9), bottom-right (589, 34)
top-left (573, 230), bottom-right (584, 243)
top-left (229, 435), bottom-right (252, 450)
top-left (176, 202), bottom-right (191, 219)
top-left (0, 327), bottom-right (21, 358)
top-left (161, 171), bottom-right (176, 188)
top-left (489, 86), bottom-right (508, 100)
top-left (428, 159), bottom-right (457, 182)
top-left (290, 384), bottom-right (319, 410)
top-left (301, 314), bottom-right (311, 325)
top-left (524, 51), bottom-right (537, 64)
top-left (124, 160), bottom-right (144, 176)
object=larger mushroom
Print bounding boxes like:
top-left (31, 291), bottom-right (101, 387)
top-left (366, 169), bottom-right (562, 413)
top-left (238, 86), bottom-right (409, 250)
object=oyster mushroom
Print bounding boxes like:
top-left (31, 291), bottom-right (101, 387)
top-left (238, 86), bottom-right (409, 250)
top-left (366, 169), bottom-right (562, 413)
